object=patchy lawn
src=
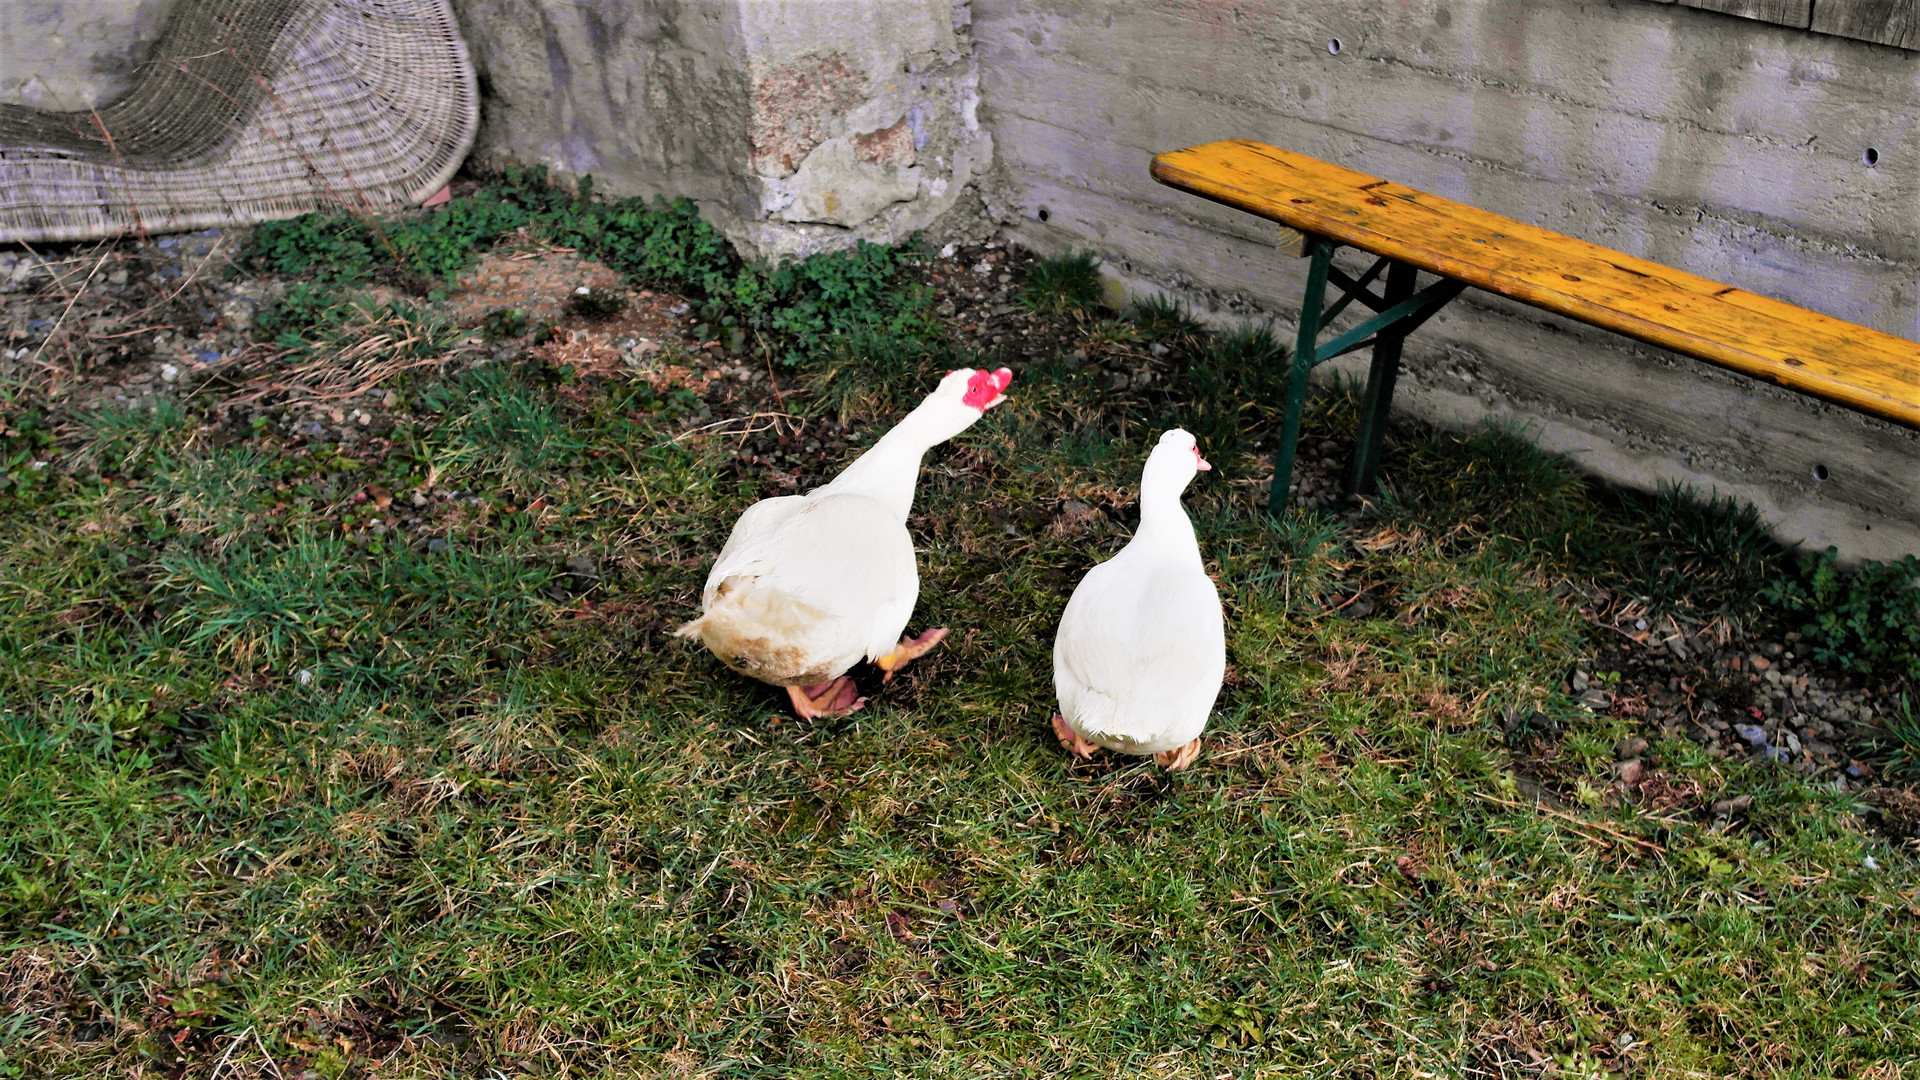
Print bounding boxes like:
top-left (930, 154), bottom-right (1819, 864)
top-left (2, 179), bottom-right (1916, 1078)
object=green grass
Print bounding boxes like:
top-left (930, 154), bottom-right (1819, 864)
top-left (1019, 251), bottom-right (1106, 316)
top-left (3, 200), bottom-right (1917, 1075)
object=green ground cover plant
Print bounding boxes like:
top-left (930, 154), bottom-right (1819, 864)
top-left (1767, 549), bottom-right (1920, 681)
top-left (246, 168), bottom-right (934, 367)
top-left (1, 181), bottom-right (1916, 1077)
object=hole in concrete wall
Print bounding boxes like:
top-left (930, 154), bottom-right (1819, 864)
top-left (1037, 206), bottom-right (1051, 222)
top-left (1327, 37), bottom-right (1344, 55)
top-left (1863, 147), bottom-right (1881, 167)
top-left (1812, 463), bottom-right (1832, 483)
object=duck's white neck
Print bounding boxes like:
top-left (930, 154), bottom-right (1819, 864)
top-left (814, 404), bottom-right (962, 521)
top-left (1129, 469), bottom-right (1202, 565)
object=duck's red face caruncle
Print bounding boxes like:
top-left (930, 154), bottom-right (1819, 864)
top-left (961, 367), bottom-right (1015, 411)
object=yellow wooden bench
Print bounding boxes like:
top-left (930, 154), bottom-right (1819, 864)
top-left (1150, 139), bottom-right (1920, 511)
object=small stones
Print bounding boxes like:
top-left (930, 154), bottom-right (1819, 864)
top-left (1614, 736), bottom-right (1649, 761)
top-left (1614, 759), bottom-right (1644, 786)
top-left (1711, 794), bottom-right (1754, 818)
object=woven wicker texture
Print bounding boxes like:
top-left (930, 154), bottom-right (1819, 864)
top-left (0, 0), bottom-right (478, 243)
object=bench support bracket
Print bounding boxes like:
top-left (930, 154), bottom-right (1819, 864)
top-left (1269, 238), bottom-right (1466, 517)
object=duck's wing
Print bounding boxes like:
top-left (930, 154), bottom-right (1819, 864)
top-left (704, 494), bottom-right (810, 603)
top-left (1052, 558), bottom-right (1136, 736)
top-left (712, 493), bottom-right (920, 660)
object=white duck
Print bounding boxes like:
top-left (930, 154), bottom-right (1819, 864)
top-left (678, 367), bottom-right (1014, 718)
top-left (1052, 429), bottom-right (1225, 770)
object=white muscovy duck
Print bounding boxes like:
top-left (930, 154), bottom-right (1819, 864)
top-left (677, 366), bottom-right (1014, 718)
top-left (1051, 428), bottom-right (1225, 770)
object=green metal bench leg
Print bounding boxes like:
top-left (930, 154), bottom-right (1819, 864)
top-left (1348, 259), bottom-right (1419, 498)
top-left (1270, 239), bottom-right (1333, 517)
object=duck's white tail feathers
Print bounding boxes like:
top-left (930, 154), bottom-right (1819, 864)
top-left (679, 575), bottom-right (843, 685)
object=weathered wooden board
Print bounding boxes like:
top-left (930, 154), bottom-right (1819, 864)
top-left (1151, 140), bottom-right (1920, 430)
top-left (1681, 0), bottom-right (1813, 27)
top-left (1812, 0), bottom-right (1920, 48)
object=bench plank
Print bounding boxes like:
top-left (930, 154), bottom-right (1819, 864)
top-left (1812, 0), bottom-right (1920, 50)
top-left (1151, 140), bottom-right (1920, 430)
top-left (1684, 1), bottom-right (1811, 30)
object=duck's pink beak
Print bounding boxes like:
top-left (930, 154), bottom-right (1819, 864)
top-left (962, 367), bottom-right (1015, 411)
top-left (1192, 446), bottom-right (1212, 471)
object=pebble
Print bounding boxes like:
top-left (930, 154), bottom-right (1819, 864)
top-left (1711, 795), bottom-right (1754, 817)
top-left (1614, 736), bottom-right (1649, 760)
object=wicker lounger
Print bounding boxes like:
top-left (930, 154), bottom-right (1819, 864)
top-left (0, 0), bottom-right (477, 243)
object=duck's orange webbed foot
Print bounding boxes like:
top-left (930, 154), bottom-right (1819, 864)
top-left (1052, 714), bottom-right (1101, 760)
top-left (786, 677), bottom-right (866, 719)
top-left (875, 628), bottom-right (949, 683)
top-left (1153, 738), bottom-right (1204, 772)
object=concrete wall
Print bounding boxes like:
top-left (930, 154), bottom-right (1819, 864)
top-left (455, 2), bottom-right (754, 213)
top-left (970, 0), bottom-right (1920, 561)
top-left (456, 0), bottom-right (996, 259)
top-left (0, 0), bottom-right (179, 109)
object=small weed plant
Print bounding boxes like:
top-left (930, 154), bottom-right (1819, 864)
top-left (1766, 547), bottom-right (1920, 680)
top-left (1020, 250), bottom-right (1106, 315)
